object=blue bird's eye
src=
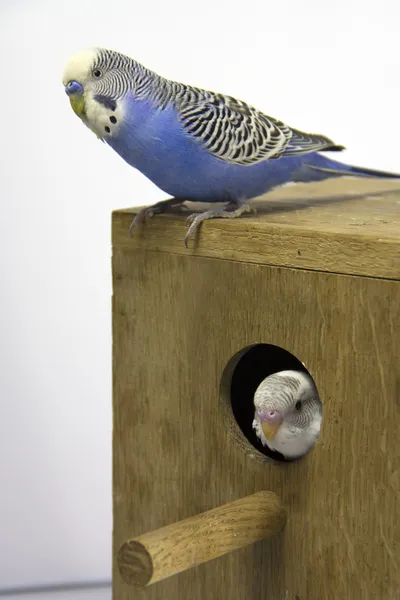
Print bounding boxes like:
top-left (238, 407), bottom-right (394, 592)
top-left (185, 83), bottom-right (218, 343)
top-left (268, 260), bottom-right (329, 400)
top-left (65, 80), bottom-right (83, 96)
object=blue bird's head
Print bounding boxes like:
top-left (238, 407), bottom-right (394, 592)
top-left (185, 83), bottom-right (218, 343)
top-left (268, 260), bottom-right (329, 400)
top-left (63, 47), bottom-right (131, 136)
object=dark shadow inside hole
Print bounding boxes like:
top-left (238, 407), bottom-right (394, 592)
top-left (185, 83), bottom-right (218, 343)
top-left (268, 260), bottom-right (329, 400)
top-left (230, 344), bottom-right (309, 462)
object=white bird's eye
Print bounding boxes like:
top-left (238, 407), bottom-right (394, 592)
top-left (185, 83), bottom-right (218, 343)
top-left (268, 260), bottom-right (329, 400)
top-left (92, 68), bottom-right (102, 78)
top-left (295, 400), bottom-right (302, 410)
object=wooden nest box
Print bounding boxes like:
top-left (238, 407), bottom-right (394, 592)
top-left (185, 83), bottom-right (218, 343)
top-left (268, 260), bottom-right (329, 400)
top-left (112, 178), bottom-right (400, 599)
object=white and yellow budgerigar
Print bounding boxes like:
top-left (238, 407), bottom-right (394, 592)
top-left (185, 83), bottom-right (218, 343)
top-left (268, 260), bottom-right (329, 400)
top-left (252, 370), bottom-right (322, 460)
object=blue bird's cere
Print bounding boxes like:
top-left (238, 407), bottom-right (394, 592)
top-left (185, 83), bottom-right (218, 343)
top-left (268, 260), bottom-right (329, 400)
top-left (62, 47), bottom-right (400, 246)
top-left (65, 80), bottom-right (83, 95)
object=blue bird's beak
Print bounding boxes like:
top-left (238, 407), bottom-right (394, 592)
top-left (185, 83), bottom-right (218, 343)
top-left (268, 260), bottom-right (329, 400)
top-left (65, 80), bottom-right (86, 118)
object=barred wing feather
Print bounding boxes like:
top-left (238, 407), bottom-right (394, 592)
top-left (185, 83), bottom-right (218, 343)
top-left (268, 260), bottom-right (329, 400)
top-left (179, 93), bottom-right (344, 165)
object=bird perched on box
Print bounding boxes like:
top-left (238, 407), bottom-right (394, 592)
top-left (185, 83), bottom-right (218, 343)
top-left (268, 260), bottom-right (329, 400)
top-left (252, 370), bottom-right (322, 460)
top-left (62, 47), bottom-right (400, 246)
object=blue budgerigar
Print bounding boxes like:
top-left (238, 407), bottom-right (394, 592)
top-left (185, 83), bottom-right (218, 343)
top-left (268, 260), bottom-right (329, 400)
top-left (63, 48), bottom-right (400, 246)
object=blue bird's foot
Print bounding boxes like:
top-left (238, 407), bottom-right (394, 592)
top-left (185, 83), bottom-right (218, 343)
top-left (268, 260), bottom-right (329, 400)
top-left (129, 198), bottom-right (189, 236)
top-left (184, 202), bottom-right (255, 248)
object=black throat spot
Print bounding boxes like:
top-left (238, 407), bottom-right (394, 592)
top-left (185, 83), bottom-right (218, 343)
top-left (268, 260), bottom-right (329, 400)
top-left (94, 95), bottom-right (117, 111)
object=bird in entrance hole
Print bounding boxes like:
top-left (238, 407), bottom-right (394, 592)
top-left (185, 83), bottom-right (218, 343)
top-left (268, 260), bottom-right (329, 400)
top-left (62, 48), bottom-right (400, 247)
top-left (252, 370), bottom-right (322, 460)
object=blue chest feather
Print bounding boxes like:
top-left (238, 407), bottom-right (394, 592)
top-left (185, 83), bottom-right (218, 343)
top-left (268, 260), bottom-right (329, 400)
top-left (106, 93), bottom-right (350, 202)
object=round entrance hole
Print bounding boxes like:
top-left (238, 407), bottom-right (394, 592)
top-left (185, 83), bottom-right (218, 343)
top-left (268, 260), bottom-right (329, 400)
top-left (220, 344), bottom-right (321, 462)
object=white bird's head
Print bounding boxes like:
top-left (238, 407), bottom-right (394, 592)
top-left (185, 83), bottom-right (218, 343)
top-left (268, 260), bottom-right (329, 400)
top-left (252, 370), bottom-right (322, 460)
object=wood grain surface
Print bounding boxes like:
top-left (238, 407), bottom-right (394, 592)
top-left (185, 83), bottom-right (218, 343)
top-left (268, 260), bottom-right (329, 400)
top-left (112, 235), bottom-right (399, 599)
top-left (113, 178), bottom-right (400, 280)
top-left (118, 491), bottom-right (286, 587)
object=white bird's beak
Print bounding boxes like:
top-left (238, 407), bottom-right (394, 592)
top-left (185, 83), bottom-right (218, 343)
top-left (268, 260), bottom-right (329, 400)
top-left (261, 419), bottom-right (282, 441)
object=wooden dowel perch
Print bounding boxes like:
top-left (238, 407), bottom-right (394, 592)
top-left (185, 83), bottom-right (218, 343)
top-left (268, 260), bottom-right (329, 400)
top-left (117, 491), bottom-right (286, 587)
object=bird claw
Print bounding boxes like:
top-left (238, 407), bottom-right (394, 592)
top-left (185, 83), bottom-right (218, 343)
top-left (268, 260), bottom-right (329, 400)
top-left (184, 216), bottom-right (202, 248)
top-left (185, 213), bottom-right (197, 227)
top-left (184, 203), bottom-right (252, 248)
top-left (130, 200), bottom-right (253, 247)
top-left (129, 198), bottom-right (187, 237)
top-left (129, 207), bottom-right (156, 236)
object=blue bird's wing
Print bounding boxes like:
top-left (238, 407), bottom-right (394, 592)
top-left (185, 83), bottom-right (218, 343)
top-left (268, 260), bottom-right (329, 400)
top-left (178, 93), bottom-right (344, 166)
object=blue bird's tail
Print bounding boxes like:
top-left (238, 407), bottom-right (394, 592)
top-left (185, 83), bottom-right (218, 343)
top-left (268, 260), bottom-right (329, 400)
top-left (305, 159), bottom-right (400, 180)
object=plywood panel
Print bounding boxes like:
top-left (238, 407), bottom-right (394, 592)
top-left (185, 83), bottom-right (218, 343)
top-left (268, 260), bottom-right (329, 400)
top-left (112, 248), bottom-right (400, 600)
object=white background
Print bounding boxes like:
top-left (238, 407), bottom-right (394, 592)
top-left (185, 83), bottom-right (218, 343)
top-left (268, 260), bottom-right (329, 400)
top-left (1, 0), bottom-right (399, 591)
